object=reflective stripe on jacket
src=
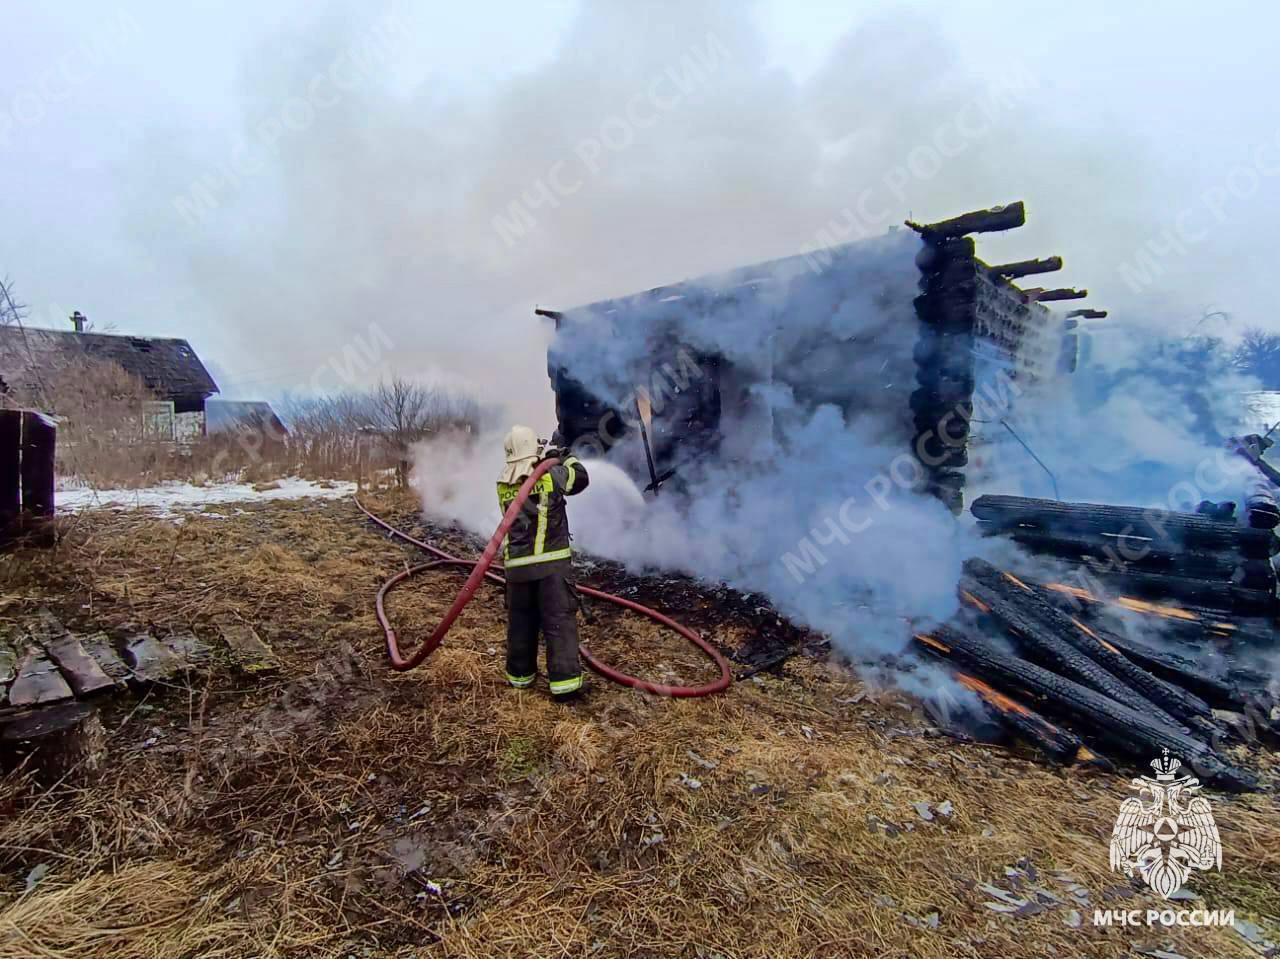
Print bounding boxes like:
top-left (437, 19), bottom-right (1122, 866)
top-left (497, 456), bottom-right (589, 579)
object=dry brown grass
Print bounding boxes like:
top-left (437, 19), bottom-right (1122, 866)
top-left (0, 860), bottom-right (248, 959)
top-left (0, 492), bottom-right (1275, 957)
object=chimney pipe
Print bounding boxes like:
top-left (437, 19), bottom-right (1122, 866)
top-left (70, 311), bottom-right (86, 333)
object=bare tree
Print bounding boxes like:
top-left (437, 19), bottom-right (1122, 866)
top-left (0, 277), bottom-right (27, 327)
top-left (275, 379), bottom-right (484, 485)
top-left (1234, 327), bottom-right (1280, 390)
top-left (369, 378), bottom-right (484, 486)
top-left (0, 276), bottom-right (52, 408)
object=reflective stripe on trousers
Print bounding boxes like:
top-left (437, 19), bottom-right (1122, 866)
top-left (549, 675), bottom-right (582, 695)
top-left (504, 546), bottom-right (571, 568)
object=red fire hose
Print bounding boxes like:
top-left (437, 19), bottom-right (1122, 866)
top-left (355, 459), bottom-right (732, 697)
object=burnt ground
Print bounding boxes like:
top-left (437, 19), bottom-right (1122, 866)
top-left (0, 491), bottom-right (1277, 958)
top-left (380, 500), bottom-right (829, 676)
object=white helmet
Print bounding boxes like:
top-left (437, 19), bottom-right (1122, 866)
top-left (499, 424), bottom-right (540, 484)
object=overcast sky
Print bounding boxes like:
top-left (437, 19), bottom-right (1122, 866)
top-left (4, 0), bottom-right (1277, 418)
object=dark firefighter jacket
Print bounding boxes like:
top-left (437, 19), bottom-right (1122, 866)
top-left (497, 456), bottom-right (589, 582)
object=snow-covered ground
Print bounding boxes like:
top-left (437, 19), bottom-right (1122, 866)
top-left (56, 477), bottom-right (357, 519)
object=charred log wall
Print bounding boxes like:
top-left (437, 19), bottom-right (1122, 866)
top-left (910, 237), bottom-right (976, 514)
top-left (910, 215), bottom-right (1056, 515)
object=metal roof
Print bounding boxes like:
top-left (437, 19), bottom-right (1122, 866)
top-left (0, 326), bottom-right (219, 399)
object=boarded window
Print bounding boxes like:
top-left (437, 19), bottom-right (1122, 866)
top-left (142, 400), bottom-right (176, 441)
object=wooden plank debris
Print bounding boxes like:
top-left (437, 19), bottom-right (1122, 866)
top-left (953, 670), bottom-right (1101, 767)
top-left (214, 618), bottom-right (280, 673)
top-left (28, 608), bottom-right (67, 643)
top-left (913, 623), bottom-right (1257, 792)
top-left (45, 634), bottom-right (116, 697)
top-left (1046, 556), bottom-right (1275, 614)
top-left (958, 563), bottom-right (1183, 729)
top-left (26, 610), bottom-right (116, 696)
top-left (0, 633), bottom-right (16, 688)
top-left (121, 631), bottom-right (182, 684)
top-left (80, 631), bottom-right (131, 685)
top-left (972, 494), bottom-right (1279, 614)
top-left (985, 526), bottom-right (1276, 591)
top-left (163, 629), bottom-right (210, 669)
top-left (8, 647), bottom-right (73, 707)
top-left (963, 559), bottom-right (1214, 728)
top-left (971, 494), bottom-right (1278, 557)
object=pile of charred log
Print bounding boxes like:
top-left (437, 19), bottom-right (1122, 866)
top-left (971, 494), bottom-right (1278, 615)
top-left (916, 556), bottom-right (1275, 792)
top-left (912, 494), bottom-right (1280, 790)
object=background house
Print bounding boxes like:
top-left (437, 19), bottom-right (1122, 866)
top-left (0, 324), bottom-right (219, 442)
top-left (206, 400), bottom-right (289, 458)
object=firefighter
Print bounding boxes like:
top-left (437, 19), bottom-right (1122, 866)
top-left (497, 425), bottom-right (590, 700)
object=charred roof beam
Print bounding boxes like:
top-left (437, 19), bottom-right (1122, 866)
top-left (989, 256), bottom-right (1063, 278)
top-left (1022, 287), bottom-right (1087, 302)
top-left (907, 201), bottom-right (1026, 239)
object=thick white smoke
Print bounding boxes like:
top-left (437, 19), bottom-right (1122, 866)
top-left (413, 220), bottom-right (1266, 668)
top-left (416, 229), bottom-right (981, 659)
top-left (109, 0), bottom-right (1192, 415)
top-left (414, 422), bottom-right (970, 661)
top-left (967, 325), bottom-right (1262, 510)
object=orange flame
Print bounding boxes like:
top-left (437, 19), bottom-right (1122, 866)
top-left (1001, 571), bottom-right (1033, 592)
top-left (915, 633), bottom-right (951, 653)
top-left (1044, 582), bottom-right (1200, 623)
top-left (1071, 616), bottom-right (1100, 639)
top-left (1115, 595), bottom-right (1199, 622)
top-left (956, 672), bottom-right (1033, 718)
top-left (960, 589), bottom-right (990, 613)
top-left (1070, 616), bottom-right (1121, 654)
top-left (1045, 582), bottom-right (1094, 601)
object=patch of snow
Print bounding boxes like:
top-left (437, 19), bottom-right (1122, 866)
top-left (1240, 390), bottom-right (1280, 435)
top-left (56, 477), bottom-right (356, 518)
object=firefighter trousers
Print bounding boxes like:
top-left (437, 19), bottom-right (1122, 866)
top-left (504, 571), bottom-right (583, 696)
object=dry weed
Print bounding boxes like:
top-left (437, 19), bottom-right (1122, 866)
top-left (0, 494), bottom-right (1273, 957)
top-left (0, 860), bottom-right (248, 959)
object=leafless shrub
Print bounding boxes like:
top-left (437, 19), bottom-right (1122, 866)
top-left (279, 378), bottom-right (488, 486)
top-left (0, 277), bottom-right (27, 328)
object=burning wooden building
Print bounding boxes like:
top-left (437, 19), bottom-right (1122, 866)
top-left (539, 202), bottom-right (1090, 513)
top-left (539, 204), bottom-right (1279, 788)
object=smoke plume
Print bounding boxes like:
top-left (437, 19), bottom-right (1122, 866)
top-left (99, 0), bottom-right (1189, 414)
top-left (13, 0), bottom-right (1266, 666)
